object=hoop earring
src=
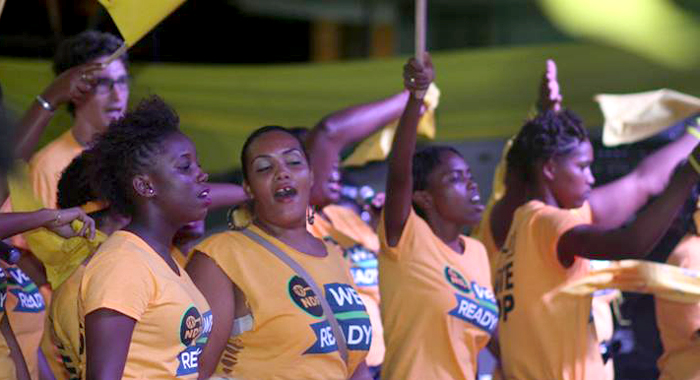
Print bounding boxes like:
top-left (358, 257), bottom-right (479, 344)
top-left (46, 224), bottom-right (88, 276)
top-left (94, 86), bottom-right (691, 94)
top-left (307, 206), bottom-right (315, 225)
top-left (227, 202), bottom-right (253, 231)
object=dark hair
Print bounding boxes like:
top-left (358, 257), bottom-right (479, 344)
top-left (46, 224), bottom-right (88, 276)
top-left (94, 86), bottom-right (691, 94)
top-left (412, 145), bottom-right (464, 192)
top-left (507, 109), bottom-right (588, 182)
top-left (412, 145), bottom-right (464, 218)
top-left (87, 96), bottom-right (180, 217)
top-left (53, 31), bottom-right (128, 115)
top-left (57, 151), bottom-right (98, 209)
top-left (240, 125), bottom-right (307, 181)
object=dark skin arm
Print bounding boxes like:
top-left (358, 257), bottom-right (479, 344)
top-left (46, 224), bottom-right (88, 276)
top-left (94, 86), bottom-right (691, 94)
top-left (559, 158), bottom-right (700, 265)
top-left (384, 56), bottom-right (434, 246)
top-left (186, 251), bottom-right (236, 380)
top-left (348, 361), bottom-right (372, 380)
top-left (0, 207), bottom-right (95, 241)
top-left (84, 308), bottom-right (136, 380)
top-left (588, 132), bottom-right (699, 229)
top-left (1, 313), bottom-right (30, 380)
top-left (14, 63), bottom-right (100, 161)
top-left (208, 182), bottom-right (248, 210)
top-left (306, 90), bottom-right (410, 206)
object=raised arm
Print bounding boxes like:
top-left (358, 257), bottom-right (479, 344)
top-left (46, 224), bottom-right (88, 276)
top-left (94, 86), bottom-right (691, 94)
top-left (208, 182), bottom-right (248, 210)
top-left (306, 90), bottom-right (409, 205)
top-left (14, 63), bottom-right (100, 161)
top-left (383, 56), bottom-right (434, 246)
top-left (589, 131), bottom-right (699, 229)
top-left (186, 251), bottom-right (236, 379)
top-left (559, 153), bottom-right (700, 265)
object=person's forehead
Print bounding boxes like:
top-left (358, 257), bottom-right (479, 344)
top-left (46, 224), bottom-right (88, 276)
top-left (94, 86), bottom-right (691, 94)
top-left (249, 131), bottom-right (302, 158)
top-left (162, 133), bottom-right (195, 158)
top-left (92, 56), bottom-right (128, 77)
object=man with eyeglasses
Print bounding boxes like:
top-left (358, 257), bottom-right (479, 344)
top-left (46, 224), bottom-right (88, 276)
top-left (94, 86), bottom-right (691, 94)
top-left (27, 30), bottom-right (129, 208)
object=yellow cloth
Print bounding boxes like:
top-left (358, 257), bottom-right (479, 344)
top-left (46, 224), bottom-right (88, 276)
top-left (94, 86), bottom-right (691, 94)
top-left (0, 266), bottom-right (16, 380)
top-left (7, 160), bottom-right (107, 289)
top-left (194, 224), bottom-right (370, 379)
top-left (560, 259), bottom-right (700, 303)
top-left (79, 231), bottom-right (211, 379)
top-left (28, 130), bottom-right (84, 208)
top-left (378, 209), bottom-right (497, 380)
top-left (342, 83), bottom-right (440, 167)
top-left (0, 260), bottom-right (47, 380)
top-left (493, 200), bottom-right (606, 379)
top-left (596, 89), bottom-right (700, 147)
top-left (656, 234), bottom-right (700, 380)
top-left (172, 246), bottom-right (191, 269)
top-left (46, 265), bottom-right (85, 380)
top-left (98, 0), bottom-right (186, 47)
top-left (308, 205), bottom-right (384, 367)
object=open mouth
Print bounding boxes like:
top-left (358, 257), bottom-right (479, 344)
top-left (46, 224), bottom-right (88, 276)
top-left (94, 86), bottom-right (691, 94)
top-left (198, 188), bottom-right (211, 206)
top-left (470, 194), bottom-right (481, 204)
top-left (274, 186), bottom-right (298, 202)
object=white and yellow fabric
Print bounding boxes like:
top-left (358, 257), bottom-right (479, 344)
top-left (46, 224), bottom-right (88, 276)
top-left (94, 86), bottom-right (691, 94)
top-left (597, 89), bottom-right (700, 147)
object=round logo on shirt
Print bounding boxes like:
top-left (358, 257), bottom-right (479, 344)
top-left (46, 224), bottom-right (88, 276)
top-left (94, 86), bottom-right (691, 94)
top-left (288, 275), bottom-right (323, 318)
top-left (180, 306), bottom-right (203, 346)
top-left (444, 266), bottom-right (471, 294)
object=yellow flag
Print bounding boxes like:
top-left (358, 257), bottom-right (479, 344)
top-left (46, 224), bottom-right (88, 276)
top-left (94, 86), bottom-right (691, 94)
top-left (343, 83), bottom-right (440, 167)
top-left (538, 0), bottom-right (700, 69)
top-left (98, 0), bottom-right (186, 47)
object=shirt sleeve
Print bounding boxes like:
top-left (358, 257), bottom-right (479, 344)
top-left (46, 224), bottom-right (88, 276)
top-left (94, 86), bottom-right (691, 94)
top-left (377, 208), bottom-right (420, 262)
top-left (533, 206), bottom-right (590, 271)
top-left (81, 252), bottom-right (156, 321)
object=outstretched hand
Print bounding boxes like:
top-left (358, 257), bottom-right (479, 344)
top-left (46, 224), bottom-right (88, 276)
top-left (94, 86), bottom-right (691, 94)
top-left (537, 59), bottom-right (563, 113)
top-left (44, 207), bottom-right (96, 240)
top-left (403, 54), bottom-right (435, 99)
top-left (41, 62), bottom-right (103, 109)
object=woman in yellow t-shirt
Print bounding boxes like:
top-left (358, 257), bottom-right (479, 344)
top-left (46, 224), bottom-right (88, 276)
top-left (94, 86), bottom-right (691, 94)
top-left (187, 125), bottom-right (372, 379)
top-left (79, 96), bottom-right (213, 379)
top-left (379, 56), bottom-right (497, 380)
top-left (492, 105), bottom-right (700, 379)
top-left (655, 233), bottom-right (700, 379)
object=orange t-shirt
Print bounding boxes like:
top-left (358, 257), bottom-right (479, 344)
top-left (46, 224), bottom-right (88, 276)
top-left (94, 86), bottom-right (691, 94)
top-left (0, 260), bottom-right (47, 380)
top-left (656, 234), bottom-right (700, 380)
top-left (309, 205), bottom-right (384, 367)
top-left (47, 264), bottom-right (85, 380)
top-left (378, 209), bottom-right (497, 380)
top-left (195, 224), bottom-right (371, 379)
top-left (79, 231), bottom-right (211, 379)
top-left (493, 200), bottom-right (605, 380)
top-left (29, 129), bottom-right (84, 208)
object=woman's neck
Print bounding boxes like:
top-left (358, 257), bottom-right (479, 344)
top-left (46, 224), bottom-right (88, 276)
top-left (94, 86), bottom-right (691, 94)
top-left (125, 214), bottom-right (180, 262)
top-left (253, 217), bottom-right (326, 257)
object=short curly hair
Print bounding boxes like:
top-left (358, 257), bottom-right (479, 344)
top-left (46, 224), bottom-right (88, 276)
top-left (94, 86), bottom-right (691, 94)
top-left (57, 151), bottom-right (98, 209)
top-left (87, 95), bottom-right (181, 217)
top-left (240, 125), bottom-right (308, 181)
top-left (507, 109), bottom-right (588, 183)
top-left (53, 31), bottom-right (128, 116)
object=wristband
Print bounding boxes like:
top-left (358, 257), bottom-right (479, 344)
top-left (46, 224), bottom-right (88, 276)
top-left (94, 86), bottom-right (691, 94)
top-left (36, 95), bottom-right (55, 112)
top-left (689, 154), bottom-right (700, 176)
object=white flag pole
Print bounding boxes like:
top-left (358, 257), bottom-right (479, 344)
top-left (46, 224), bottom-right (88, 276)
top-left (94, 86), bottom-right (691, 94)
top-left (415, 0), bottom-right (427, 97)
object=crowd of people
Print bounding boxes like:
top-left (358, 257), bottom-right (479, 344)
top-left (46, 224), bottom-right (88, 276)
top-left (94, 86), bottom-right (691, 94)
top-left (1, 29), bottom-right (700, 380)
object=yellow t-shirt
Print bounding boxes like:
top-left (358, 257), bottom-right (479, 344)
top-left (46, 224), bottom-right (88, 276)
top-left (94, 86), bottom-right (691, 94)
top-left (378, 209), bottom-right (498, 380)
top-left (46, 264), bottom-right (85, 380)
top-left (0, 266), bottom-right (16, 380)
top-left (0, 259), bottom-right (47, 380)
top-left (493, 200), bottom-right (605, 380)
top-left (79, 231), bottom-right (212, 379)
top-left (194, 224), bottom-right (371, 379)
top-left (29, 129), bottom-right (84, 208)
top-left (172, 247), bottom-right (192, 269)
top-left (656, 234), bottom-right (700, 380)
top-left (309, 205), bottom-right (385, 367)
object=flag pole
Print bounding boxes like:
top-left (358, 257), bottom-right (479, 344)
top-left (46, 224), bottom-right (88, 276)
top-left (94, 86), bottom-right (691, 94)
top-left (415, 0), bottom-right (427, 97)
top-left (102, 42), bottom-right (129, 67)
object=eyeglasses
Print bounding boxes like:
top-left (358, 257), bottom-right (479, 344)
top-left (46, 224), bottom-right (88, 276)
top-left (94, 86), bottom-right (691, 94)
top-left (93, 75), bottom-right (130, 95)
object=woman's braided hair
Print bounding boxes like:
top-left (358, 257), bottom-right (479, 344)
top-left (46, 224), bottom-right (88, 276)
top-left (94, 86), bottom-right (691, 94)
top-left (507, 109), bottom-right (588, 182)
top-left (87, 95), bottom-right (180, 217)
